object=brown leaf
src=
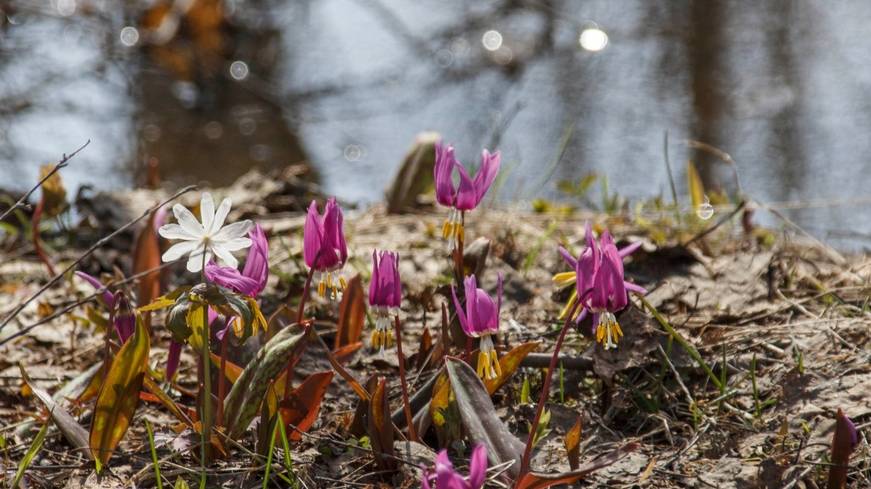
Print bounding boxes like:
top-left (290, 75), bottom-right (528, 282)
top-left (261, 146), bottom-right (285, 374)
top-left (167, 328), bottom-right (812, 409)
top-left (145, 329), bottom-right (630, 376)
top-left (565, 416), bottom-right (582, 471)
top-left (19, 365), bottom-right (91, 460)
top-left (828, 409), bottom-right (857, 489)
top-left (515, 442), bottom-right (639, 489)
top-left (335, 275), bottom-right (365, 350)
top-left (142, 375), bottom-right (193, 428)
top-left (445, 357), bottom-right (525, 478)
top-left (278, 371), bottom-right (334, 441)
top-left (332, 341), bottom-right (363, 363)
top-left (90, 317), bottom-right (150, 470)
top-left (309, 327), bottom-right (369, 401)
top-left (366, 377), bottom-right (396, 471)
top-left (133, 212), bottom-right (162, 312)
top-left (483, 341), bottom-right (539, 395)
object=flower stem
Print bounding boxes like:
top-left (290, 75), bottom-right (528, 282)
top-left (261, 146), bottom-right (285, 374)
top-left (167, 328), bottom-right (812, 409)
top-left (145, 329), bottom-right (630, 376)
top-left (394, 314), bottom-right (418, 442)
top-left (518, 300), bottom-right (581, 478)
top-left (199, 255), bottom-right (213, 480)
top-left (296, 266), bottom-right (315, 325)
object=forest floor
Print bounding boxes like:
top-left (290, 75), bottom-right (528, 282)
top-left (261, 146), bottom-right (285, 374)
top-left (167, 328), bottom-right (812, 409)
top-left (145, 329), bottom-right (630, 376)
top-left (0, 170), bottom-right (869, 488)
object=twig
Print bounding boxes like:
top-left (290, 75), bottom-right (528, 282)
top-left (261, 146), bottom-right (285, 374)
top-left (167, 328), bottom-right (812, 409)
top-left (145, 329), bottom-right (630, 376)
top-left (0, 185), bottom-right (196, 335)
top-left (0, 140), bottom-right (89, 222)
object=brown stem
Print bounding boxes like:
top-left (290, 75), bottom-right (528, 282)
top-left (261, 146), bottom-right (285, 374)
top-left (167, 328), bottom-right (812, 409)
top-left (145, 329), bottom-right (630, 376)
top-left (394, 314), bottom-right (418, 442)
top-left (463, 335), bottom-right (473, 364)
top-left (518, 300), bottom-right (581, 479)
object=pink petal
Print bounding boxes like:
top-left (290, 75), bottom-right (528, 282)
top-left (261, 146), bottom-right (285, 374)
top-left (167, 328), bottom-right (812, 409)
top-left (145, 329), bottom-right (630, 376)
top-left (454, 162), bottom-right (478, 211)
top-left (467, 444), bottom-right (488, 489)
top-left (473, 149), bottom-right (500, 205)
top-left (303, 200), bottom-right (324, 269)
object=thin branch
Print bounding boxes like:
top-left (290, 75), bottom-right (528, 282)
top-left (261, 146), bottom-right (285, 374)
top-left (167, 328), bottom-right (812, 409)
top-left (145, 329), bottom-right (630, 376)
top-left (0, 140), bottom-right (90, 222)
top-left (0, 185), bottom-right (196, 335)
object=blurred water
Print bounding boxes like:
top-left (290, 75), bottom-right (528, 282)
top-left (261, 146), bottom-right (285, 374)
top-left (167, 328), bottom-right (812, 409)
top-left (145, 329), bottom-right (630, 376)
top-left (2, 0), bottom-right (871, 248)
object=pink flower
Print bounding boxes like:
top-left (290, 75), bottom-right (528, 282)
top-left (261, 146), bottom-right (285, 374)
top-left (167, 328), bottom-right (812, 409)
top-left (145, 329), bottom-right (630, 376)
top-left (303, 197), bottom-right (348, 299)
top-left (451, 274), bottom-right (503, 379)
top-left (74, 272), bottom-right (134, 342)
top-left (434, 142), bottom-right (501, 249)
top-left (369, 249), bottom-right (402, 353)
top-left (204, 224), bottom-right (269, 298)
top-left (422, 444), bottom-right (488, 489)
top-left (558, 222), bottom-right (646, 350)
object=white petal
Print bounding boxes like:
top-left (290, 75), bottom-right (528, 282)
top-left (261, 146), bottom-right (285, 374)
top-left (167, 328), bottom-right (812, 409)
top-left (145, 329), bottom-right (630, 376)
top-left (212, 244), bottom-right (239, 269)
top-left (216, 237), bottom-right (252, 252)
top-left (158, 223), bottom-right (196, 240)
top-left (162, 241), bottom-right (199, 262)
top-left (211, 198), bottom-right (232, 234)
top-left (186, 249), bottom-right (212, 273)
top-left (200, 193), bottom-right (215, 235)
top-left (173, 203), bottom-right (204, 237)
top-left (213, 220), bottom-right (253, 241)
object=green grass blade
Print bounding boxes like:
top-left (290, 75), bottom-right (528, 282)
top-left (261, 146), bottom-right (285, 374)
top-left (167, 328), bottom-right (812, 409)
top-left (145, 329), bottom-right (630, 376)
top-left (12, 421), bottom-right (49, 489)
top-left (145, 419), bottom-right (163, 489)
top-left (277, 419), bottom-right (298, 488)
top-left (262, 416), bottom-right (280, 489)
top-left (640, 297), bottom-right (722, 391)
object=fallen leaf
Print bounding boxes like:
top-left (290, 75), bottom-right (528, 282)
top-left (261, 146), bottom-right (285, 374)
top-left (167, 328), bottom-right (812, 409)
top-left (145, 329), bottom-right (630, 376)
top-left (565, 416), bottom-right (582, 471)
top-left (19, 365), bottom-right (91, 459)
top-left (278, 371), bottom-right (334, 441)
top-left (515, 442), bottom-right (639, 489)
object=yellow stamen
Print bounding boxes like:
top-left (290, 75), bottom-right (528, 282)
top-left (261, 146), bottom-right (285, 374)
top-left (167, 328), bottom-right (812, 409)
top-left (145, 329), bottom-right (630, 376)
top-left (476, 351), bottom-right (487, 378)
top-left (317, 280), bottom-right (326, 298)
top-left (490, 350), bottom-right (502, 377)
top-left (595, 312), bottom-right (622, 350)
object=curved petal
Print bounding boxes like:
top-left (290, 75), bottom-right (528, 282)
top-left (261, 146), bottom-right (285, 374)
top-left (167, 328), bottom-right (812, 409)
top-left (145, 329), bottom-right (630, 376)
top-left (211, 197), bottom-right (232, 234)
top-left (217, 237), bottom-right (252, 252)
top-left (451, 285), bottom-right (470, 335)
top-left (212, 244), bottom-right (239, 270)
top-left (173, 203), bottom-right (204, 237)
top-left (166, 340), bottom-right (182, 380)
top-left (200, 192), bottom-right (215, 235)
top-left (434, 142), bottom-right (458, 207)
top-left (368, 250), bottom-right (380, 306)
top-left (473, 149), bottom-right (501, 205)
top-left (391, 251), bottom-right (402, 308)
top-left (618, 240), bottom-right (642, 258)
top-left (241, 224), bottom-right (269, 296)
top-left (74, 271), bottom-right (115, 308)
top-left (161, 240), bottom-right (199, 262)
top-left (558, 246), bottom-right (577, 269)
top-left (158, 223), bottom-right (196, 241)
top-left (467, 444), bottom-right (488, 489)
top-left (186, 249), bottom-right (212, 273)
top-left (454, 162), bottom-right (477, 210)
top-left (624, 281), bottom-right (647, 294)
top-left (303, 200), bottom-right (324, 268)
top-left (213, 220), bottom-right (254, 242)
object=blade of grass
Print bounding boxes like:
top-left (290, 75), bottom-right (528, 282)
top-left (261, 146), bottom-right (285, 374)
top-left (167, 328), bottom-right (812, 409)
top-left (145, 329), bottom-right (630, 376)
top-left (277, 418), bottom-right (299, 488)
top-left (12, 420), bottom-right (49, 489)
top-left (639, 297), bottom-right (722, 391)
top-left (145, 420), bottom-right (163, 489)
top-left (262, 416), bottom-right (279, 489)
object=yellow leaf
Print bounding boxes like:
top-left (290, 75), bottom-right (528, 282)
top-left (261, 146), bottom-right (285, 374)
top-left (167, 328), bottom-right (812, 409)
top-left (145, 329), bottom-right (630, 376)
top-left (483, 342), bottom-right (540, 395)
top-left (90, 315), bottom-right (150, 469)
top-left (565, 416), bottom-right (582, 470)
top-left (687, 160), bottom-right (705, 210)
top-left (186, 305), bottom-right (208, 350)
top-left (137, 296), bottom-right (177, 312)
top-left (430, 372), bottom-right (451, 427)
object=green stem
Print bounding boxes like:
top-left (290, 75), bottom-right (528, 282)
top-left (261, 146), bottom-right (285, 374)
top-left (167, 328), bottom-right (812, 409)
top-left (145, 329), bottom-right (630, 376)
top-left (639, 297), bottom-right (722, 391)
top-left (199, 253), bottom-right (213, 485)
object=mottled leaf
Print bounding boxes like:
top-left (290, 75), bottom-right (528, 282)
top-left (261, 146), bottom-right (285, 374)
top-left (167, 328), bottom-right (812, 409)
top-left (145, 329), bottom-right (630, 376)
top-left (223, 325), bottom-right (308, 439)
top-left (445, 357), bottom-right (525, 478)
top-left (90, 317), bottom-right (150, 470)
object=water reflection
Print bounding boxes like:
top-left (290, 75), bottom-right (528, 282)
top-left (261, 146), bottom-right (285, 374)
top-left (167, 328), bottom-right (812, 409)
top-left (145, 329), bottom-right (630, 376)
top-left (2, 0), bottom-right (871, 248)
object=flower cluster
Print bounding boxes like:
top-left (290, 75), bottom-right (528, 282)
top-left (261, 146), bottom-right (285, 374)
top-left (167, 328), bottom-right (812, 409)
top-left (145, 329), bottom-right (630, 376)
top-left (556, 222), bottom-right (646, 350)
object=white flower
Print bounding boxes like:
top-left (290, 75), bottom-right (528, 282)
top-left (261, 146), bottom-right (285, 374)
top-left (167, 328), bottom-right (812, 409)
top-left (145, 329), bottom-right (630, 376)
top-left (158, 192), bottom-right (253, 273)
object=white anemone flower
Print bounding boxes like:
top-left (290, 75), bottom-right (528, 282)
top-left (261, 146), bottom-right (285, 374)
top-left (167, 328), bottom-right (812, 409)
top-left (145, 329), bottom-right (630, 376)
top-left (158, 192), bottom-right (253, 273)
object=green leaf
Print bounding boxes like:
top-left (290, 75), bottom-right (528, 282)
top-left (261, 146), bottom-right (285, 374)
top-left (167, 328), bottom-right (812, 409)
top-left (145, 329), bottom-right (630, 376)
top-left (90, 316), bottom-right (150, 469)
top-left (223, 325), bottom-right (309, 439)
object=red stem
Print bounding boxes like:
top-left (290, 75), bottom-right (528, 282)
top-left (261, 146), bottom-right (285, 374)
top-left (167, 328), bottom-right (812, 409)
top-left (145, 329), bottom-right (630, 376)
top-left (296, 267), bottom-right (315, 325)
top-left (517, 300), bottom-right (581, 479)
top-left (394, 314), bottom-right (418, 442)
